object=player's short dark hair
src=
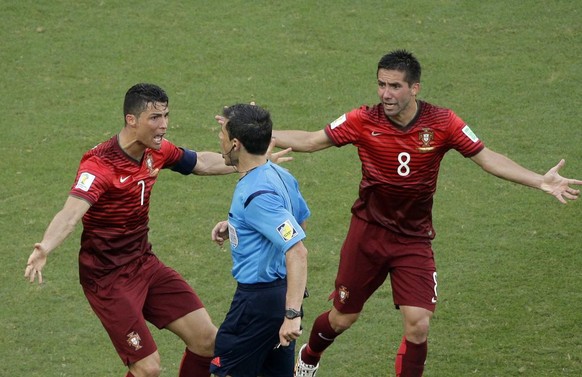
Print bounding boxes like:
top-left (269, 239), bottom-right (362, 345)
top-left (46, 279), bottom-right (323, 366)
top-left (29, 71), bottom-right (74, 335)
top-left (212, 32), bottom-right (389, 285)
top-left (377, 50), bottom-right (421, 85)
top-left (223, 104), bottom-right (272, 155)
top-left (124, 83), bottom-right (169, 117)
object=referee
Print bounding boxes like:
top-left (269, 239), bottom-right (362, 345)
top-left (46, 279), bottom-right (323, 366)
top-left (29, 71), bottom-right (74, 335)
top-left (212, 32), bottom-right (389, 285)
top-left (210, 103), bottom-right (310, 377)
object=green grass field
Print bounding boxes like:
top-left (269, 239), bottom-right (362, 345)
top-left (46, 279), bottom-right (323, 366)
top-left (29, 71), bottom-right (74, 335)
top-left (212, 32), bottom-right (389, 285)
top-left (2, 1), bottom-right (581, 376)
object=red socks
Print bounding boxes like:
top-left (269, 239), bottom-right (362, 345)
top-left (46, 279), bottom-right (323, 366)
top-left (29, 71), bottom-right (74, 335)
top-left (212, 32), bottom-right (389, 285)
top-left (179, 348), bottom-right (213, 377)
top-left (301, 312), bottom-right (428, 376)
top-left (302, 311), bottom-right (339, 365)
top-left (394, 336), bottom-right (427, 377)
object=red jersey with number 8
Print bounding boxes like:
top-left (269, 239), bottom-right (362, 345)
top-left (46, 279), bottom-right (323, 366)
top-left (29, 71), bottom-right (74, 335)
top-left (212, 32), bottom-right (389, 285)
top-left (324, 101), bottom-right (484, 239)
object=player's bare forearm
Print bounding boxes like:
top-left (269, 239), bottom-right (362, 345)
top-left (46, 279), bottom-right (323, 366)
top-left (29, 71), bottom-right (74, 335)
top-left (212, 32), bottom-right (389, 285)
top-left (37, 212), bottom-right (76, 254)
top-left (471, 148), bottom-right (543, 189)
top-left (37, 196), bottom-right (89, 254)
top-left (272, 129), bottom-right (332, 153)
top-left (472, 148), bottom-right (582, 203)
top-left (25, 196), bottom-right (88, 283)
top-left (193, 151), bottom-right (236, 175)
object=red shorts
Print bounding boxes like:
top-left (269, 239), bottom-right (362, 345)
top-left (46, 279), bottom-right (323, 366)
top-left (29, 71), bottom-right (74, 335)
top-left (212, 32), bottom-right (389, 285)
top-left (331, 216), bottom-right (438, 313)
top-left (81, 253), bottom-right (203, 365)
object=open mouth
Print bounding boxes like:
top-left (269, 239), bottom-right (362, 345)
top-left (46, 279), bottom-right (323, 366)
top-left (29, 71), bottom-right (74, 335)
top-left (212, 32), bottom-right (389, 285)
top-left (153, 134), bottom-right (165, 144)
top-left (383, 102), bottom-right (399, 113)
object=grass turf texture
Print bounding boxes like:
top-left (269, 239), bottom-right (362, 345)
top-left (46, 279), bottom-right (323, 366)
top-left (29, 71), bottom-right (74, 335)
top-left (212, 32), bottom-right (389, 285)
top-left (2, 0), bottom-right (581, 376)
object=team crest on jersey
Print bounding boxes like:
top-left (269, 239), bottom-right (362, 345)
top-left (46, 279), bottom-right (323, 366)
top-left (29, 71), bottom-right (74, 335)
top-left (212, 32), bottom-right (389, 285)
top-left (74, 172), bottom-right (96, 192)
top-left (338, 285), bottom-right (350, 304)
top-left (418, 128), bottom-right (435, 152)
top-left (126, 331), bottom-right (142, 351)
top-left (145, 153), bottom-right (159, 177)
top-left (276, 220), bottom-right (298, 242)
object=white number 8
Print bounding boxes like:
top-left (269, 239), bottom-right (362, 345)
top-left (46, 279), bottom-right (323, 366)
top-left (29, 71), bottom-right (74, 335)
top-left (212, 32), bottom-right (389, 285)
top-left (397, 152), bottom-right (411, 176)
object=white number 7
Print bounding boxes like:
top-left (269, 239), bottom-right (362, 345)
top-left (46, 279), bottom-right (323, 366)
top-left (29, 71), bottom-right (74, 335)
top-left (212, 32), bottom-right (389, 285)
top-left (138, 180), bottom-right (145, 205)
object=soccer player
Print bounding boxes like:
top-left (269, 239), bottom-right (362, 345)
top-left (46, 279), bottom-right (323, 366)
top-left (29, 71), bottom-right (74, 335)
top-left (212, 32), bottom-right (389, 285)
top-left (272, 50), bottom-right (582, 376)
top-left (210, 103), bottom-right (310, 377)
top-left (23, 83), bottom-right (290, 377)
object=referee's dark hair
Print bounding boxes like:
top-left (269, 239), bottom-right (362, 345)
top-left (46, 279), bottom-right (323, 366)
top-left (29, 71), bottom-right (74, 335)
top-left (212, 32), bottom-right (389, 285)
top-left (223, 104), bottom-right (273, 155)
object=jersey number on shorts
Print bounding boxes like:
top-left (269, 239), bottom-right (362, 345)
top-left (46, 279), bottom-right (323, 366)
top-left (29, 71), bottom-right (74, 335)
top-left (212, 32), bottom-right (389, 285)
top-left (431, 272), bottom-right (438, 303)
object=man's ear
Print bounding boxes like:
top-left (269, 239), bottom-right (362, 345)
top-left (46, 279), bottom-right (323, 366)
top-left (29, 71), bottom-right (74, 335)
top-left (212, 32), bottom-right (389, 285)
top-left (232, 138), bottom-right (241, 151)
top-left (125, 113), bottom-right (136, 128)
top-left (411, 82), bottom-right (421, 96)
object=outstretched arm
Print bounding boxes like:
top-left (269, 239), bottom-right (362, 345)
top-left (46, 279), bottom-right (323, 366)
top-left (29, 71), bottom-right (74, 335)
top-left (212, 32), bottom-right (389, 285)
top-left (471, 147), bottom-right (582, 204)
top-left (25, 196), bottom-right (90, 284)
top-left (272, 129), bottom-right (334, 153)
top-left (193, 151), bottom-right (236, 175)
top-left (193, 144), bottom-right (294, 175)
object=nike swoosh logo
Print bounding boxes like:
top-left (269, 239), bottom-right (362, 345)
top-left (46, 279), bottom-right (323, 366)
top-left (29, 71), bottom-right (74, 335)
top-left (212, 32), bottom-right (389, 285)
top-left (318, 333), bottom-right (335, 342)
top-left (371, 131), bottom-right (383, 136)
top-left (120, 176), bottom-right (131, 183)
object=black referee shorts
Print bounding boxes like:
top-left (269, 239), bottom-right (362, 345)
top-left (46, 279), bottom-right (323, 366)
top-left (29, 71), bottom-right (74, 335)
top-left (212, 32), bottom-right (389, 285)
top-left (210, 279), bottom-right (295, 377)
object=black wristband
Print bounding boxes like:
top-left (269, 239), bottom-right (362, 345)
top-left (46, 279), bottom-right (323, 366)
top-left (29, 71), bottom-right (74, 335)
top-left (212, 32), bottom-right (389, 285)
top-left (285, 308), bottom-right (303, 319)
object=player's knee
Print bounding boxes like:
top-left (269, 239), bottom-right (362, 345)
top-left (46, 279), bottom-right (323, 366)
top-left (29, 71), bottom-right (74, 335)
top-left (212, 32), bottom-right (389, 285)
top-left (143, 365), bottom-right (162, 377)
top-left (329, 311), bottom-right (359, 333)
top-left (130, 354), bottom-right (162, 377)
top-left (199, 331), bottom-right (216, 355)
top-left (186, 326), bottom-right (216, 356)
top-left (414, 321), bottom-right (430, 338)
top-left (130, 364), bottom-right (161, 377)
top-left (405, 317), bottom-right (430, 342)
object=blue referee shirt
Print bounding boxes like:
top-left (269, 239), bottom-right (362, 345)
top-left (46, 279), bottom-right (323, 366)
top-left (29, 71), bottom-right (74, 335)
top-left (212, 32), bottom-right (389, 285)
top-left (227, 161), bottom-right (310, 284)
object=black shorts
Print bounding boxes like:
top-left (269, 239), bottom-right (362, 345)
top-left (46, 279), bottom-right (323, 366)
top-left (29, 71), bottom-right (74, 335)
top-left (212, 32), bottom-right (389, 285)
top-left (210, 279), bottom-right (295, 377)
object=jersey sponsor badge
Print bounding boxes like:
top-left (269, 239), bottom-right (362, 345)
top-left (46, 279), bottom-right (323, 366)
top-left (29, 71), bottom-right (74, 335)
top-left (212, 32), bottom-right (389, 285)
top-left (462, 125), bottom-right (479, 142)
top-left (74, 172), bottom-right (96, 192)
top-left (330, 113), bottom-right (347, 129)
top-left (228, 222), bottom-right (239, 248)
top-left (276, 220), bottom-right (298, 242)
